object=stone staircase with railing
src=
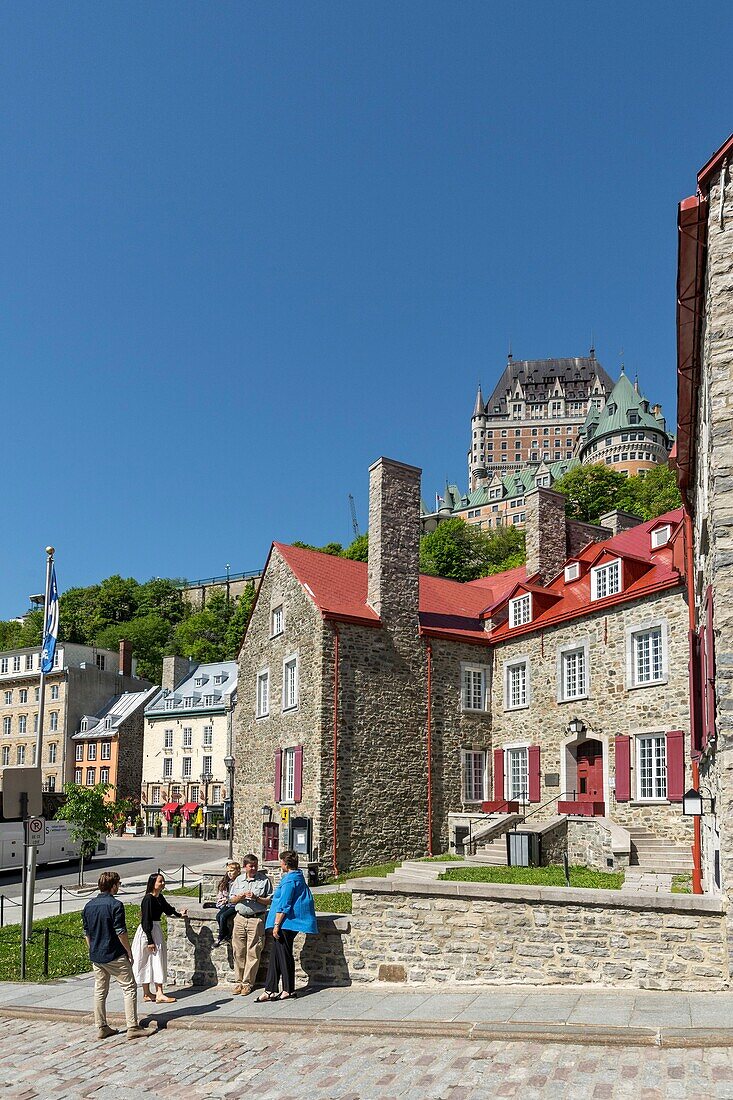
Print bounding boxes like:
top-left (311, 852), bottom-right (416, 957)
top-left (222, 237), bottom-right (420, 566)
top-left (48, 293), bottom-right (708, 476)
top-left (627, 826), bottom-right (693, 875)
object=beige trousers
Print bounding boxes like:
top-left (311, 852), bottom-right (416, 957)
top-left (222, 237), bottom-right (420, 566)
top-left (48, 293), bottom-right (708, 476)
top-left (92, 955), bottom-right (139, 1030)
top-left (231, 914), bottom-right (265, 987)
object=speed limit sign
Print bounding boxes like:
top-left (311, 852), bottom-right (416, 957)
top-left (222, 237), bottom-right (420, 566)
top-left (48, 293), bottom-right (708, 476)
top-left (25, 816), bottom-right (46, 847)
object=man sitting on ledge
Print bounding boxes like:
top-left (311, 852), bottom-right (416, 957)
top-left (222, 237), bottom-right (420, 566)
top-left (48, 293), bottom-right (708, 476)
top-left (227, 854), bottom-right (273, 996)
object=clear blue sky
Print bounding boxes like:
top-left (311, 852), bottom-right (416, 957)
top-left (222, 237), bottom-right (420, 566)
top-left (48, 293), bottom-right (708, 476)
top-left (1, 3), bottom-right (730, 617)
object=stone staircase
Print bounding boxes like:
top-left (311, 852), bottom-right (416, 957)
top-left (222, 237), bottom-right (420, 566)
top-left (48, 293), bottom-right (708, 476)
top-left (627, 826), bottom-right (693, 874)
top-left (469, 836), bottom-right (509, 866)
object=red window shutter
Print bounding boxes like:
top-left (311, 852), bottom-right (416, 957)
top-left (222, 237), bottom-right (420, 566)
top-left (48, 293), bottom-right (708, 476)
top-left (274, 748), bottom-right (282, 803)
top-left (615, 736), bottom-right (631, 802)
top-left (666, 730), bottom-right (685, 802)
top-left (689, 629), bottom-right (703, 756)
top-left (528, 745), bottom-right (541, 802)
top-left (703, 586), bottom-right (716, 747)
top-left (493, 748), bottom-right (504, 801)
top-left (293, 745), bottom-right (303, 803)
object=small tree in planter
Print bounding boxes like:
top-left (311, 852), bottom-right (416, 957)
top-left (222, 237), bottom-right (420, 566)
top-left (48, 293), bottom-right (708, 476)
top-left (56, 782), bottom-right (118, 886)
top-left (172, 814), bottom-right (182, 838)
top-left (108, 796), bottom-right (137, 837)
top-left (135, 815), bottom-right (145, 836)
top-left (154, 815), bottom-right (162, 838)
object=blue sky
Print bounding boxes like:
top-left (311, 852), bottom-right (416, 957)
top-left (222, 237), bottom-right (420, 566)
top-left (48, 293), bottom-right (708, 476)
top-left (0, 3), bottom-right (730, 617)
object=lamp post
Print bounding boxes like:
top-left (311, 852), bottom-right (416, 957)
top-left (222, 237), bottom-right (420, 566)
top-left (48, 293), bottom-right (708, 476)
top-left (225, 562), bottom-right (231, 608)
top-left (200, 771), bottom-right (212, 842)
top-left (224, 755), bottom-right (235, 860)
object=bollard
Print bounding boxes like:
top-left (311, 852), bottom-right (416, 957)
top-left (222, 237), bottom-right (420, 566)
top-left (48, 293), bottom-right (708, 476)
top-left (43, 928), bottom-right (50, 978)
top-left (198, 882), bottom-right (202, 903)
top-left (181, 865), bottom-right (185, 889)
top-left (0, 895), bottom-right (3, 928)
top-left (58, 886), bottom-right (63, 916)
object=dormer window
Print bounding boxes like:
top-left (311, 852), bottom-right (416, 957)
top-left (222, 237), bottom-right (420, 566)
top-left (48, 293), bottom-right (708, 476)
top-left (509, 594), bottom-right (532, 628)
top-left (184, 696), bottom-right (194, 708)
top-left (564, 562), bottom-right (580, 583)
top-left (591, 559), bottom-right (621, 600)
top-left (165, 698), bottom-right (175, 710)
top-left (194, 676), bottom-right (207, 687)
top-left (104, 717), bottom-right (112, 730)
top-left (80, 718), bottom-right (88, 732)
top-left (651, 525), bottom-right (671, 550)
top-left (214, 673), bottom-right (226, 685)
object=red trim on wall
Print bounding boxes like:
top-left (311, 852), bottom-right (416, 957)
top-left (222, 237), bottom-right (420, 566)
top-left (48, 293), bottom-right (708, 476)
top-left (293, 745), bottom-right (303, 803)
top-left (528, 745), bottom-right (541, 803)
top-left (666, 730), bottom-right (685, 802)
top-left (493, 749), bottom-right (504, 801)
top-left (614, 736), bottom-right (631, 802)
top-left (274, 748), bottom-right (282, 803)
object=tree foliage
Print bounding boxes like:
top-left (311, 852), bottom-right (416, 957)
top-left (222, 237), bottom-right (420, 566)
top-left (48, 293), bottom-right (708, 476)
top-left (419, 519), bottom-right (526, 582)
top-left (342, 534), bottom-right (369, 562)
top-left (56, 782), bottom-right (119, 884)
top-left (553, 462), bottom-right (681, 525)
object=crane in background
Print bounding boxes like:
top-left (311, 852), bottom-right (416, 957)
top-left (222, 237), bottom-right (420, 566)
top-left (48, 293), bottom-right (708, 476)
top-left (348, 494), bottom-right (360, 539)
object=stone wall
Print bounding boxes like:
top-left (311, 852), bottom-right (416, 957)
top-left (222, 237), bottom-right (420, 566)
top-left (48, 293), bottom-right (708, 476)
top-left (346, 879), bottom-right (729, 991)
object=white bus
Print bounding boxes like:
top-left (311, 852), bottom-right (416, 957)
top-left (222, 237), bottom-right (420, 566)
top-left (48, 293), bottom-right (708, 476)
top-left (0, 820), bottom-right (107, 873)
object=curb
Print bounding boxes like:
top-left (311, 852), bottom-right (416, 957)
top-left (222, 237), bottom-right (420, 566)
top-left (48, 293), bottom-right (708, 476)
top-left (1, 1005), bottom-right (730, 1049)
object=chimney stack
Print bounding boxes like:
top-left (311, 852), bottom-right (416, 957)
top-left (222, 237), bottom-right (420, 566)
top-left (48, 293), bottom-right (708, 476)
top-left (118, 639), bottom-right (133, 678)
top-left (162, 655), bottom-right (192, 693)
top-left (598, 509), bottom-right (644, 537)
top-left (524, 487), bottom-right (568, 584)
top-left (367, 457), bottom-right (422, 633)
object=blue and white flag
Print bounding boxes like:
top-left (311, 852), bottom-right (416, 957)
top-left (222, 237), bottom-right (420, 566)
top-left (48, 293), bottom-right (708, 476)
top-left (40, 566), bottom-right (59, 674)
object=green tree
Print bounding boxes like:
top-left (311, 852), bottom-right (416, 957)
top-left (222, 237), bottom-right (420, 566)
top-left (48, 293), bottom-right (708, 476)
top-left (172, 590), bottom-right (232, 663)
top-left (135, 578), bottom-right (186, 625)
top-left (56, 782), bottom-right (119, 885)
top-left (94, 575), bottom-right (140, 631)
top-left (0, 619), bottom-right (23, 650)
top-left (15, 609), bottom-right (43, 647)
top-left (617, 463), bottom-right (682, 520)
top-left (225, 584), bottom-right (257, 658)
top-left (484, 526), bottom-right (526, 574)
top-left (552, 465), bottom-right (629, 524)
top-left (419, 519), bottom-right (490, 582)
top-left (94, 614), bottom-right (174, 683)
top-left (59, 585), bottom-right (101, 644)
top-left (343, 533), bottom-right (369, 562)
top-left (292, 540), bottom-right (344, 556)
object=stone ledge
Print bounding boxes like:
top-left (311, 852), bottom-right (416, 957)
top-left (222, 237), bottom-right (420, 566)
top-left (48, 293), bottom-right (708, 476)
top-left (180, 904), bottom-right (350, 933)
top-left (351, 877), bottom-right (726, 914)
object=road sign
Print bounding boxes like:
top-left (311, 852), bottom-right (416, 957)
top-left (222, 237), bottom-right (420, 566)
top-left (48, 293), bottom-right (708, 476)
top-left (25, 817), bottom-right (46, 847)
top-left (1, 767), bottom-right (43, 819)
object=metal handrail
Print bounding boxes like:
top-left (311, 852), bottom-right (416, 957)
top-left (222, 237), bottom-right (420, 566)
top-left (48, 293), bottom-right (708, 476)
top-left (514, 789), bottom-right (578, 826)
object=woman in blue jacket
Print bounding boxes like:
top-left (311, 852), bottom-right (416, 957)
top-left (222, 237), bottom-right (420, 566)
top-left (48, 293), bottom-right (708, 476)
top-left (256, 849), bottom-right (317, 1001)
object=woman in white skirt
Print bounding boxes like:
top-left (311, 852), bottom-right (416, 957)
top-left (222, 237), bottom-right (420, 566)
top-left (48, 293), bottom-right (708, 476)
top-left (132, 873), bottom-right (188, 1003)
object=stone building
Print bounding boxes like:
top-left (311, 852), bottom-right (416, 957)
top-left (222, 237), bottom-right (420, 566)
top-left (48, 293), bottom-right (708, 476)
top-left (0, 640), bottom-right (150, 793)
top-left (235, 456), bottom-right (691, 876)
top-left (675, 133), bottom-right (733, 905)
top-left (71, 685), bottom-right (158, 802)
top-left (577, 368), bottom-right (672, 476)
top-left (141, 656), bottom-right (237, 831)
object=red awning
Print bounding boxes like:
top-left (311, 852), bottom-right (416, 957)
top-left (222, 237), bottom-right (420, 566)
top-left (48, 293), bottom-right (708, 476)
top-left (180, 802), bottom-right (199, 819)
top-left (161, 802), bottom-right (179, 820)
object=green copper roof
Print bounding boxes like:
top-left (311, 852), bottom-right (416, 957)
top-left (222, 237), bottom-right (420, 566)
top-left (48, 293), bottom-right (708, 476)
top-left (581, 371), bottom-right (667, 443)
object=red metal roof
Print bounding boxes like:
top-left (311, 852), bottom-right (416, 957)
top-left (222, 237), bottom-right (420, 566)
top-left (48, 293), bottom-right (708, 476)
top-left (273, 513), bottom-right (684, 646)
top-left (697, 132), bottom-right (733, 193)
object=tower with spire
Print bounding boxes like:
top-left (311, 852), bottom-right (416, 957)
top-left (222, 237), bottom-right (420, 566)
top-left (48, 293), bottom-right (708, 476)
top-left (576, 370), bottom-right (672, 476)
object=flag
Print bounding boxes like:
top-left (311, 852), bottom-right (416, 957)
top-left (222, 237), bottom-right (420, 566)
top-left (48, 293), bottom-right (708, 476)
top-left (40, 566), bottom-right (59, 674)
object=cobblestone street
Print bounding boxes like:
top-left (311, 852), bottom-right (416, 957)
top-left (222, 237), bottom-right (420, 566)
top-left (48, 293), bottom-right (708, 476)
top-left (1, 1017), bottom-right (732, 1099)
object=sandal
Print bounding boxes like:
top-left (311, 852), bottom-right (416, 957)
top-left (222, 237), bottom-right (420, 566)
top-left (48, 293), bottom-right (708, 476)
top-left (231, 984), bottom-right (243, 996)
top-left (155, 995), bottom-right (176, 1004)
top-left (143, 995), bottom-right (156, 1003)
top-left (279, 991), bottom-right (297, 999)
top-left (255, 992), bottom-right (280, 1003)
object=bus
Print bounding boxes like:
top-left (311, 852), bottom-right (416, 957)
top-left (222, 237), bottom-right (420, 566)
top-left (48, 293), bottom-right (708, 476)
top-left (0, 820), bottom-right (108, 873)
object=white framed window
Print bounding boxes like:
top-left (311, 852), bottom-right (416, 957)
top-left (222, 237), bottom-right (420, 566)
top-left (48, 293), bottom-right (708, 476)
top-left (19, 689), bottom-right (28, 704)
top-left (183, 727), bottom-right (192, 749)
top-left (151, 786), bottom-right (161, 804)
top-left (74, 768), bottom-right (82, 784)
top-left (95, 654), bottom-right (106, 671)
top-left (509, 594), bottom-right (531, 627)
top-left (627, 621), bottom-right (668, 689)
top-left (0, 659), bottom-right (7, 674)
top-left (461, 664), bottom-right (489, 711)
top-left (47, 775), bottom-right (56, 792)
top-left (212, 785), bottom-right (222, 803)
top-left (636, 734), bottom-right (667, 800)
top-left (25, 655), bottom-right (33, 671)
top-left (164, 729), bottom-right (174, 750)
top-left (49, 711), bottom-right (58, 731)
top-left (651, 525), bottom-right (671, 549)
top-left (165, 698), bottom-right (175, 710)
top-left (189, 784), bottom-right (200, 803)
top-left (282, 747), bottom-right (296, 803)
top-left (2, 717), bottom-right (9, 736)
top-left (202, 754), bottom-right (212, 778)
top-left (103, 717), bottom-right (112, 731)
top-left (462, 750), bottom-right (488, 802)
top-left (171, 785), bottom-right (182, 800)
top-left (33, 714), bottom-right (39, 733)
top-left (557, 639), bottom-right (589, 702)
top-left (203, 725), bottom-right (213, 747)
top-left (88, 743), bottom-right (97, 761)
top-left (591, 559), bottom-right (621, 600)
top-left (101, 741), bottom-right (111, 760)
top-left (53, 649), bottom-right (60, 668)
top-left (564, 562), bottom-right (580, 583)
top-left (256, 670), bottom-right (270, 718)
top-left (35, 687), bottom-right (39, 701)
top-left (12, 657), bottom-right (21, 672)
top-left (182, 757), bottom-right (192, 778)
top-left (504, 658), bottom-right (529, 710)
top-left (283, 655), bottom-right (298, 711)
top-left (203, 694), bottom-right (216, 706)
top-left (184, 696), bottom-right (194, 708)
top-left (17, 745), bottom-right (25, 764)
top-left (100, 768), bottom-right (110, 784)
top-left (194, 676), bottom-right (206, 686)
top-left (506, 745), bottom-right (529, 800)
top-left (163, 757), bottom-right (173, 779)
top-left (1, 747), bottom-right (9, 766)
top-left (86, 768), bottom-right (95, 785)
top-left (48, 743), bottom-right (57, 764)
top-left (18, 716), bottom-right (27, 735)
top-left (80, 718), bottom-right (88, 732)
top-left (3, 690), bottom-right (10, 705)
top-left (75, 743), bottom-right (84, 761)
top-left (271, 605), bottom-right (284, 637)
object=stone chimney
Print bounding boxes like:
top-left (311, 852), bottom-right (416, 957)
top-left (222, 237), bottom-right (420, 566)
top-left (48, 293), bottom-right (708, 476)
top-left (367, 457), bottom-right (421, 632)
top-left (598, 509), bottom-right (644, 536)
top-left (524, 487), bottom-right (568, 584)
top-left (118, 639), bottom-right (133, 678)
top-left (162, 655), bottom-right (192, 693)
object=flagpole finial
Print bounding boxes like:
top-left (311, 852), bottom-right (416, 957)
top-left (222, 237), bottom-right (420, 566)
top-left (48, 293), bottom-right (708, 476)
top-left (46, 546), bottom-right (54, 556)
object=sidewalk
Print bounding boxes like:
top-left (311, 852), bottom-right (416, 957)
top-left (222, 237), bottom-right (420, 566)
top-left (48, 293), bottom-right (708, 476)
top-left (1, 973), bottom-right (731, 1048)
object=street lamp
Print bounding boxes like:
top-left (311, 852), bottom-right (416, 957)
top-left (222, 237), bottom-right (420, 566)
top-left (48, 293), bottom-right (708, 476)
top-left (200, 771), bottom-right (213, 842)
top-left (683, 787), bottom-right (715, 816)
top-left (224, 754), bottom-right (235, 860)
top-left (568, 718), bottom-right (586, 737)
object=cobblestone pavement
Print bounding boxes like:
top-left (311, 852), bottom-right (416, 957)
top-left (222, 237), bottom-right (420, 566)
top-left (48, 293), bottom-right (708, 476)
top-left (1, 1017), bottom-right (732, 1099)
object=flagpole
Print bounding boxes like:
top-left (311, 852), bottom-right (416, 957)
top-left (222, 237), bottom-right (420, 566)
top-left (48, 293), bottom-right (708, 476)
top-left (25, 546), bottom-right (55, 943)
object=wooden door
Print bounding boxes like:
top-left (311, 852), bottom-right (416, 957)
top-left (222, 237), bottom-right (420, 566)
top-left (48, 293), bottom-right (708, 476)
top-left (262, 822), bottom-right (279, 862)
top-left (576, 739), bottom-right (603, 802)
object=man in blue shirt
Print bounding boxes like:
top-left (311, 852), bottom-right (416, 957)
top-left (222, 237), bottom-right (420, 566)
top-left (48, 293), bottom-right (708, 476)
top-left (81, 871), bottom-right (147, 1041)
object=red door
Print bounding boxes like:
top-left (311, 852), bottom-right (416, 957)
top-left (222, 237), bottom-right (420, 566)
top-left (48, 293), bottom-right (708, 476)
top-left (576, 740), bottom-right (603, 803)
top-left (262, 823), bottom-right (279, 862)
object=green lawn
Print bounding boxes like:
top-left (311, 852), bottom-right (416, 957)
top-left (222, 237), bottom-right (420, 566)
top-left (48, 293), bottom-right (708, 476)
top-left (440, 865), bottom-right (624, 890)
top-left (418, 854), bottom-right (464, 863)
top-left (324, 861), bottom-right (400, 884)
top-left (313, 891), bottom-right (352, 914)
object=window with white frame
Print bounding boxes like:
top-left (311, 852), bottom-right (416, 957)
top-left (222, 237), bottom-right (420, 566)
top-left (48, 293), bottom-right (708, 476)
top-left (171, 785), bottom-right (181, 800)
top-left (19, 689), bottom-right (27, 704)
top-left (86, 768), bottom-right (95, 785)
top-left (1, 747), bottom-right (8, 766)
top-left (101, 741), bottom-right (111, 760)
top-left (49, 711), bottom-right (58, 731)
top-left (631, 625), bottom-right (665, 686)
top-left (202, 755), bottom-right (212, 777)
top-left (591, 559), bottom-right (621, 600)
top-left (561, 647), bottom-right (587, 701)
top-left (271, 605), bottom-right (284, 637)
top-left (103, 717), bottom-right (112, 730)
top-left (165, 698), bottom-right (175, 710)
top-left (212, 785), bottom-right (222, 803)
top-left (190, 784), bottom-right (200, 803)
top-left (47, 775), bottom-right (56, 791)
top-left (74, 768), bottom-right (82, 784)
top-left (462, 750), bottom-right (487, 802)
top-left (182, 757), bottom-right (192, 778)
top-left (509, 594), bottom-right (532, 627)
top-left (282, 747), bottom-right (296, 802)
top-left (0, 659), bottom-right (7, 674)
top-left (505, 660), bottom-right (529, 710)
top-left (461, 665), bottom-right (488, 711)
top-left (151, 786), bottom-right (161, 804)
top-left (194, 676), bottom-right (206, 687)
top-left (75, 743), bottom-right (84, 761)
top-left (636, 734), bottom-right (667, 800)
top-left (33, 714), bottom-right (38, 733)
top-left (3, 691), bottom-right (10, 705)
top-left (506, 746), bottom-right (529, 800)
top-left (164, 729), bottom-right (174, 749)
top-left (95, 654), bottom-right (106, 671)
top-left (163, 757), bottom-right (173, 779)
top-left (651, 525), bottom-right (671, 549)
top-left (48, 743), bottom-right (57, 763)
top-left (564, 562), bottom-right (580, 583)
top-left (13, 657), bottom-right (21, 672)
top-left (25, 655), bottom-right (33, 671)
top-left (203, 694), bottom-right (216, 706)
top-left (17, 745), bottom-right (25, 764)
top-left (283, 656), bottom-right (298, 710)
top-left (184, 696), bottom-right (194, 708)
top-left (100, 768), bottom-right (110, 785)
top-left (2, 717), bottom-right (10, 736)
top-left (183, 727), bottom-right (192, 749)
top-left (18, 715), bottom-right (27, 735)
top-left (256, 670), bottom-right (270, 717)
top-left (88, 743), bottom-right (97, 761)
top-left (203, 725), bottom-right (213, 747)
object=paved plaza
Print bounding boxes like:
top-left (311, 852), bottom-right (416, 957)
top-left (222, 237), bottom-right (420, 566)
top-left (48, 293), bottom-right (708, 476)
top-left (0, 1014), bottom-right (732, 1099)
